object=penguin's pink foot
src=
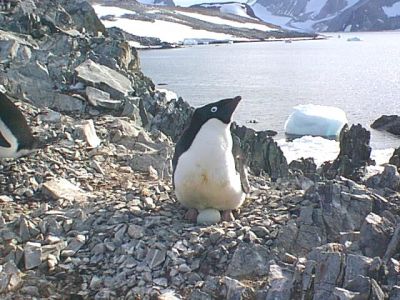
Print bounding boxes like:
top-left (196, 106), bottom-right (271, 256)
top-left (221, 210), bottom-right (235, 222)
top-left (184, 208), bottom-right (198, 222)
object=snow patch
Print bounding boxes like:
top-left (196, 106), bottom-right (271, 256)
top-left (92, 5), bottom-right (135, 18)
top-left (284, 104), bottom-right (348, 138)
top-left (251, 3), bottom-right (292, 29)
top-left (278, 136), bottom-right (339, 166)
top-left (94, 10), bottom-right (239, 43)
top-left (219, 3), bottom-right (248, 18)
top-left (178, 11), bottom-right (275, 31)
top-left (383, 2), bottom-right (400, 18)
top-left (158, 89), bottom-right (178, 101)
top-left (279, 136), bottom-right (393, 169)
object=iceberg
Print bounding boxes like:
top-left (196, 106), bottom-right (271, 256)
top-left (284, 104), bottom-right (348, 138)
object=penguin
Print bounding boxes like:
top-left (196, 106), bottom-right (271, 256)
top-left (0, 91), bottom-right (41, 158)
top-left (172, 96), bottom-right (250, 222)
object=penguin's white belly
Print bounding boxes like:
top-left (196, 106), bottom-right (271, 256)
top-left (174, 120), bottom-right (245, 210)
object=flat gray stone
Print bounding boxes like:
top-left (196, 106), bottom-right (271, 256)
top-left (226, 243), bottom-right (270, 279)
top-left (42, 178), bottom-right (87, 202)
top-left (76, 59), bottom-right (133, 99)
top-left (24, 242), bottom-right (42, 270)
top-left (74, 119), bottom-right (101, 148)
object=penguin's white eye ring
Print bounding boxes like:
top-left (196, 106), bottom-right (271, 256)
top-left (211, 106), bottom-right (218, 113)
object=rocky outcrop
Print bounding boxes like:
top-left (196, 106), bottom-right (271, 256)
top-left (371, 115), bottom-right (400, 136)
top-left (232, 124), bottom-right (289, 180)
top-left (323, 124), bottom-right (372, 181)
top-left (390, 147), bottom-right (400, 168)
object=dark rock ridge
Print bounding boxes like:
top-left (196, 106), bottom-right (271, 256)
top-left (2, 0), bottom-right (400, 299)
top-left (323, 124), bottom-right (372, 181)
top-left (251, 0), bottom-right (400, 32)
top-left (371, 115), bottom-right (400, 136)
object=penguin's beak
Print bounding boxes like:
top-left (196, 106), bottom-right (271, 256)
top-left (222, 96), bottom-right (241, 121)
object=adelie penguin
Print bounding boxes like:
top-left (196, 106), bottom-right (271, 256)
top-left (0, 91), bottom-right (41, 158)
top-left (172, 96), bottom-right (250, 224)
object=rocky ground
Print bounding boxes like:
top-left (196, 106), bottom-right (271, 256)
top-left (1, 1), bottom-right (400, 300)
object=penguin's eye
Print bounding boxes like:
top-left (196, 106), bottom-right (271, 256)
top-left (211, 106), bottom-right (218, 113)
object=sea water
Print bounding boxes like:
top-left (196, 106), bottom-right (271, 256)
top-left (139, 32), bottom-right (400, 164)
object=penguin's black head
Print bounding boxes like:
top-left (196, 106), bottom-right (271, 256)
top-left (192, 96), bottom-right (241, 125)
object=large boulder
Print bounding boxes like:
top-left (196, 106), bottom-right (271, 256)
top-left (324, 124), bottom-right (372, 181)
top-left (389, 147), bottom-right (400, 169)
top-left (232, 124), bottom-right (288, 180)
top-left (371, 115), bottom-right (400, 136)
top-left (0, 0), bottom-right (105, 37)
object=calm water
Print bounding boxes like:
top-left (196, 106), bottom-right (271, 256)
top-left (139, 32), bottom-right (400, 149)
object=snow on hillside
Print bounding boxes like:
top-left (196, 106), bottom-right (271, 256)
top-left (93, 5), bottom-right (135, 17)
top-left (179, 11), bottom-right (276, 31)
top-left (93, 4), bottom-right (247, 43)
top-left (219, 3), bottom-right (249, 18)
top-left (251, 3), bottom-right (292, 29)
top-left (304, 0), bottom-right (328, 17)
top-left (383, 2), bottom-right (400, 18)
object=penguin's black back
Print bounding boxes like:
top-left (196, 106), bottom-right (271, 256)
top-left (0, 92), bottom-right (36, 150)
top-left (172, 118), bottom-right (201, 175)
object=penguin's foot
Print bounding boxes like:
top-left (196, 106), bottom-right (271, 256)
top-left (184, 208), bottom-right (198, 222)
top-left (221, 210), bottom-right (235, 222)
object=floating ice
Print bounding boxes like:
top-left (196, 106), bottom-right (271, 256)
top-left (284, 104), bottom-right (348, 138)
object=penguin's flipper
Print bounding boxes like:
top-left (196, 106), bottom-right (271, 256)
top-left (232, 133), bottom-right (250, 194)
top-left (0, 131), bottom-right (11, 148)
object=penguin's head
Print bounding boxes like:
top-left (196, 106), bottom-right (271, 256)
top-left (192, 96), bottom-right (241, 125)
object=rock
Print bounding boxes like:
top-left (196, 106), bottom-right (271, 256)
top-left (150, 96), bottom-right (194, 142)
top-left (63, 234), bottom-right (86, 256)
top-left (128, 224), bottom-right (145, 239)
top-left (226, 243), bottom-right (270, 279)
top-left (146, 248), bottom-right (167, 269)
top-left (264, 264), bottom-right (292, 300)
top-left (366, 164), bottom-right (400, 191)
top-left (0, 261), bottom-right (22, 293)
top-left (222, 276), bottom-right (252, 300)
top-left (61, 0), bottom-right (106, 35)
top-left (384, 222), bottom-right (400, 262)
top-left (289, 157), bottom-right (317, 179)
top-left (389, 147), bottom-right (400, 169)
top-left (278, 179), bottom-right (373, 255)
top-left (24, 242), bottom-right (42, 270)
top-left (345, 276), bottom-right (384, 300)
top-left (333, 287), bottom-right (361, 300)
top-left (308, 244), bottom-right (346, 300)
top-left (390, 286), bottom-right (400, 300)
top-left (74, 119), bottom-right (101, 148)
top-left (359, 212), bottom-right (394, 258)
top-left (75, 59), bottom-right (133, 99)
top-left (325, 124), bottom-right (371, 181)
top-left (371, 115), bottom-right (400, 136)
top-left (42, 178), bottom-right (88, 202)
top-left (86, 86), bottom-right (122, 110)
top-left (344, 254), bottom-right (373, 285)
top-left (232, 124), bottom-right (288, 179)
top-left (197, 209), bottom-right (221, 225)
